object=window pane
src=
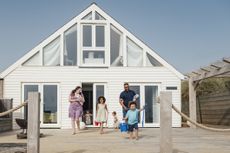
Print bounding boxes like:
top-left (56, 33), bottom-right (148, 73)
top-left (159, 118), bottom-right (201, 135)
top-left (146, 52), bottom-right (162, 66)
top-left (145, 86), bottom-right (159, 123)
top-left (82, 12), bottom-right (92, 20)
top-left (96, 26), bottom-right (105, 47)
top-left (127, 38), bottom-right (143, 66)
top-left (129, 86), bottom-right (141, 123)
top-left (64, 25), bottom-right (77, 66)
top-left (96, 85), bottom-right (104, 101)
top-left (83, 25), bottom-right (92, 47)
top-left (83, 51), bottom-right (105, 64)
top-left (43, 85), bottom-right (58, 124)
top-left (24, 85), bottom-right (39, 120)
top-left (95, 12), bottom-right (105, 20)
top-left (43, 37), bottom-right (61, 66)
top-left (110, 27), bottom-right (122, 66)
top-left (23, 51), bottom-right (40, 66)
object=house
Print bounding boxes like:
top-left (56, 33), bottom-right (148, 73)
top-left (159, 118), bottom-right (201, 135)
top-left (0, 3), bottom-right (184, 129)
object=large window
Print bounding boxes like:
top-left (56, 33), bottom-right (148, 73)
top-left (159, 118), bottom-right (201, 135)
top-left (43, 37), bottom-right (61, 66)
top-left (127, 38), bottom-right (143, 66)
top-left (82, 24), bottom-right (106, 66)
top-left (64, 24), bottom-right (77, 66)
top-left (110, 26), bottom-right (123, 66)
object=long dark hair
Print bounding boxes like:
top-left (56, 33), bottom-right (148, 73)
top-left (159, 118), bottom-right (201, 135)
top-left (97, 96), bottom-right (106, 104)
top-left (70, 86), bottom-right (81, 97)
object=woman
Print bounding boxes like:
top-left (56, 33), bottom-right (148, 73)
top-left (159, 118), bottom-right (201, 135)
top-left (69, 86), bottom-right (85, 135)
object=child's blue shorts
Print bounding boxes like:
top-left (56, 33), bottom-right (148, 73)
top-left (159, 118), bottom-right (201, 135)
top-left (128, 123), bottom-right (138, 132)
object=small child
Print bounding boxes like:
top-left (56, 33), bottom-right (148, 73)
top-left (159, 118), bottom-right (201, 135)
top-left (95, 96), bottom-right (108, 134)
top-left (112, 111), bottom-right (119, 129)
top-left (124, 101), bottom-right (144, 140)
top-left (84, 110), bottom-right (93, 125)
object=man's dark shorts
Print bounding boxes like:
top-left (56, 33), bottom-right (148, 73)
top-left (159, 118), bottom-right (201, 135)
top-left (128, 123), bottom-right (138, 132)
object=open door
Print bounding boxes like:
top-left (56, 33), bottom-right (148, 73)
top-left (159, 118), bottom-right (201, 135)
top-left (93, 83), bottom-right (107, 126)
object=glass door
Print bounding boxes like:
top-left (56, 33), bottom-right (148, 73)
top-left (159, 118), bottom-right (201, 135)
top-left (93, 83), bottom-right (107, 126)
top-left (41, 84), bottom-right (59, 127)
top-left (144, 85), bottom-right (160, 127)
top-left (128, 83), bottom-right (160, 127)
top-left (22, 84), bottom-right (39, 120)
top-left (22, 83), bottom-right (60, 128)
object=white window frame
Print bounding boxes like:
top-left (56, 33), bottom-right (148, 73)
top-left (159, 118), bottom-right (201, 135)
top-left (80, 22), bottom-right (109, 67)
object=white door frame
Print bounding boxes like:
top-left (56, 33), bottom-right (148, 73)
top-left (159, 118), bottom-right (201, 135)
top-left (22, 83), bottom-right (61, 128)
top-left (129, 83), bottom-right (161, 127)
top-left (93, 83), bottom-right (107, 127)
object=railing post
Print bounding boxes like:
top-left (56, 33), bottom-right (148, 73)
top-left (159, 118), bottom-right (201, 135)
top-left (0, 79), bottom-right (3, 98)
top-left (160, 91), bottom-right (172, 153)
top-left (189, 78), bottom-right (197, 128)
top-left (27, 92), bottom-right (40, 153)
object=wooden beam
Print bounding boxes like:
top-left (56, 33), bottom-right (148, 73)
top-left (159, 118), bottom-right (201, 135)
top-left (223, 58), bottom-right (230, 64)
top-left (0, 79), bottom-right (3, 99)
top-left (192, 64), bottom-right (230, 81)
top-left (189, 78), bottom-right (197, 128)
top-left (160, 91), bottom-right (172, 153)
top-left (27, 92), bottom-right (40, 153)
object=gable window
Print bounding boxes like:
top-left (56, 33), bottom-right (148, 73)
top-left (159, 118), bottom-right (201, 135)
top-left (81, 24), bottom-right (106, 66)
top-left (82, 12), bottom-right (92, 20)
top-left (23, 51), bottom-right (41, 66)
top-left (110, 25), bottom-right (123, 66)
top-left (127, 38), bottom-right (143, 66)
top-left (64, 24), bottom-right (77, 66)
top-left (146, 52), bottom-right (162, 67)
top-left (95, 11), bottom-right (105, 20)
top-left (43, 36), bottom-right (61, 66)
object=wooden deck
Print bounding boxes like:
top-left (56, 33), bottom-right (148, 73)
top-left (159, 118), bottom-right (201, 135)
top-left (0, 128), bottom-right (230, 153)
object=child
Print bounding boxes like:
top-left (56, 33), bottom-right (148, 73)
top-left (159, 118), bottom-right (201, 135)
top-left (84, 110), bottom-right (92, 125)
top-left (112, 111), bottom-right (119, 129)
top-left (95, 96), bottom-right (108, 134)
top-left (124, 101), bottom-right (144, 140)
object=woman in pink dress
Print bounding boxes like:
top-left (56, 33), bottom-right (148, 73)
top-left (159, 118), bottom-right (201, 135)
top-left (69, 86), bottom-right (85, 134)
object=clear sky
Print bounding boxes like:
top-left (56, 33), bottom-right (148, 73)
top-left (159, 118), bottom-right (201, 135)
top-left (0, 0), bottom-right (229, 73)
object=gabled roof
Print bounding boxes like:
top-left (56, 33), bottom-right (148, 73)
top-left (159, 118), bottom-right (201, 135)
top-left (0, 3), bottom-right (184, 79)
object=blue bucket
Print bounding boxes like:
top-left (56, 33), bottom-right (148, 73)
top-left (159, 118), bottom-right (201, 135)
top-left (119, 122), bottom-right (128, 132)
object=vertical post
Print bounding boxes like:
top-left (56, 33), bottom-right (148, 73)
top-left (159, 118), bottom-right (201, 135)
top-left (160, 91), bottom-right (172, 153)
top-left (189, 78), bottom-right (196, 128)
top-left (0, 79), bottom-right (3, 98)
top-left (27, 92), bottom-right (40, 153)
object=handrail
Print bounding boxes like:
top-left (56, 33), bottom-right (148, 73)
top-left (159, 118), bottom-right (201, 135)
top-left (0, 101), bottom-right (28, 117)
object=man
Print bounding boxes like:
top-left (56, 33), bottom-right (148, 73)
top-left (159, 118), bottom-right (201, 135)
top-left (119, 83), bottom-right (138, 117)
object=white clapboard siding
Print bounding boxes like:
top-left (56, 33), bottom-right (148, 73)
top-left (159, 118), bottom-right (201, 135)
top-left (3, 66), bottom-right (181, 129)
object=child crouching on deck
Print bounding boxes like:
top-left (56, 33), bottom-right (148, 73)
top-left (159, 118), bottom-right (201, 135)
top-left (124, 101), bottom-right (144, 140)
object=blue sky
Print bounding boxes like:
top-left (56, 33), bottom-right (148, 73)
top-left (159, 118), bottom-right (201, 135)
top-left (0, 0), bottom-right (229, 73)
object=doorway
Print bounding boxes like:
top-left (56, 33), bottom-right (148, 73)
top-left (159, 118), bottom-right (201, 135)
top-left (82, 83), bottom-right (107, 127)
top-left (82, 83), bottom-right (93, 126)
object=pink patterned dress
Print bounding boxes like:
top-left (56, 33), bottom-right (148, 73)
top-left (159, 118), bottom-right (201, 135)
top-left (69, 95), bottom-right (84, 119)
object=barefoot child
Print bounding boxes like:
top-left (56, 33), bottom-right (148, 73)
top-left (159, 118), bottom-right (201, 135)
top-left (95, 96), bottom-right (108, 134)
top-left (124, 101), bottom-right (144, 140)
top-left (112, 111), bottom-right (119, 129)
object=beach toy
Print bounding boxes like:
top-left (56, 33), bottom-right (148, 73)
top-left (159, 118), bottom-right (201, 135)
top-left (119, 120), bottom-right (128, 132)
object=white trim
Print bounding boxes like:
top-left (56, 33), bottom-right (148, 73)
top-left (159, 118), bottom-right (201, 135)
top-left (0, 3), bottom-right (184, 80)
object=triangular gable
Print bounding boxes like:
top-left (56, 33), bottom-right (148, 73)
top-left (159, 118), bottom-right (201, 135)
top-left (0, 3), bottom-right (184, 79)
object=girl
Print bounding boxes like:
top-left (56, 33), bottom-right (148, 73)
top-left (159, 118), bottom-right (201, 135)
top-left (69, 86), bottom-right (85, 135)
top-left (95, 96), bottom-right (108, 134)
